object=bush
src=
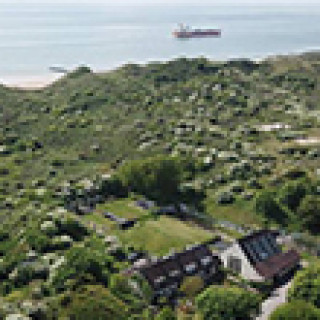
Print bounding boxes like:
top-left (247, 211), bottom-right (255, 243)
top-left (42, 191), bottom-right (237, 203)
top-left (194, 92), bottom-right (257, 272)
top-left (180, 276), bottom-right (204, 298)
top-left (52, 243), bottom-right (113, 290)
top-left (297, 196), bottom-right (320, 234)
top-left (0, 229), bottom-right (9, 241)
top-left (196, 286), bottom-right (262, 320)
top-left (13, 262), bottom-right (49, 286)
top-left (155, 307), bottom-right (176, 320)
top-left (270, 300), bottom-right (320, 320)
top-left (58, 218), bottom-right (88, 241)
top-left (255, 190), bottom-right (288, 225)
top-left (289, 264), bottom-right (320, 308)
top-left (278, 179), bottom-right (309, 212)
top-left (63, 285), bottom-right (128, 320)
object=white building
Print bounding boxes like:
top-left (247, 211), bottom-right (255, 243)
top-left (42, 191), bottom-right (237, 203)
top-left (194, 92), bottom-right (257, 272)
top-left (220, 230), bottom-right (300, 282)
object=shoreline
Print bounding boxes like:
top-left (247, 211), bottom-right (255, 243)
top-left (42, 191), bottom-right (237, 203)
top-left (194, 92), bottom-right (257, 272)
top-left (1, 49), bottom-right (319, 90)
top-left (0, 74), bottom-right (63, 90)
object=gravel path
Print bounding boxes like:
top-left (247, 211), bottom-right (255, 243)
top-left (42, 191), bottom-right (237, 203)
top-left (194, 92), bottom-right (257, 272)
top-left (256, 280), bottom-right (292, 320)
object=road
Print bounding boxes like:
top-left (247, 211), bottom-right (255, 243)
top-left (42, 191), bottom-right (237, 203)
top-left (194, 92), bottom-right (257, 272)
top-left (256, 280), bottom-right (292, 320)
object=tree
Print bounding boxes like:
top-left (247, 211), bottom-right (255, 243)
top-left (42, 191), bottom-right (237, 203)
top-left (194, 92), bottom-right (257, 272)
top-left (52, 242), bottom-right (113, 290)
top-left (278, 179), bottom-right (309, 212)
top-left (196, 286), bottom-right (262, 320)
top-left (297, 196), bottom-right (320, 234)
top-left (289, 264), bottom-right (320, 308)
top-left (270, 300), bottom-right (320, 320)
top-left (117, 156), bottom-right (183, 204)
top-left (63, 285), bottom-right (128, 320)
top-left (255, 190), bottom-right (288, 225)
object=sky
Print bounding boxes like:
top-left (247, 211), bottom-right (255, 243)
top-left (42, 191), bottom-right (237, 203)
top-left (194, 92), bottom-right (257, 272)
top-left (1, 0), bottom-right (319, 4)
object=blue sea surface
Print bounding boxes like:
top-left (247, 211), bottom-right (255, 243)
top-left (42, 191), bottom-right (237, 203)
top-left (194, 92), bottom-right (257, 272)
top-left (0, 3), bottom-right (320, 82)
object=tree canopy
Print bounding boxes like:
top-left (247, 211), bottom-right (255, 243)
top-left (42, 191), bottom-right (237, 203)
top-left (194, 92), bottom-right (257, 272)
top-left (270, 300), bottom-right (320, 320)
top-left (196, 286), bottom-right (262, 320)
top-left (297, 196), bottom-right (320, 234)
top-left (62, 285), bottom-right (128, 320)
top-left (117, 155), bottom-right (183, 204)
top-left (289, 264), bottom-right (320, 309)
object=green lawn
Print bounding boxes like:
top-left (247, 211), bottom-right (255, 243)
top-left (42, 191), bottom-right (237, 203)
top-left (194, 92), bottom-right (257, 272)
top-left (84, 199), bottom-right (214, 256)
top-left (205, 195), bottom-right (263, 227)
top-left (96, 198), bottom-right (149, 219)
top-left (115, 216), bottom-right (214, 256)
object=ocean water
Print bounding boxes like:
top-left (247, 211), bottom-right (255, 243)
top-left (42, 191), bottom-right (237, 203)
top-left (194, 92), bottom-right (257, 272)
top-left (1, 3), bottom-right (320, 84)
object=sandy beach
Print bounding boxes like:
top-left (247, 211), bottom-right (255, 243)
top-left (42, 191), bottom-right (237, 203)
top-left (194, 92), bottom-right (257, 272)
top-left (0, 74), bottom-right (62, 90)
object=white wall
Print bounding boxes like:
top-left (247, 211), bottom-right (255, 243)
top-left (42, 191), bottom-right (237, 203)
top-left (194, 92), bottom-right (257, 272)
top-left (220, 243), bottom-right (264, 281)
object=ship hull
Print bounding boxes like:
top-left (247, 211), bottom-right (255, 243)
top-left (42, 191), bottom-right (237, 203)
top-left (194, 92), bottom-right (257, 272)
top-left (173, 29), bottom-right (221, 39)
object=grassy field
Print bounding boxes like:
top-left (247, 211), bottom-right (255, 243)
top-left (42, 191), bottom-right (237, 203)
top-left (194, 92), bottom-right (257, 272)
top-left (205, 196), bottom-right (263, 227)
top-left (95, 198), bottom-right (149, 220)
top-left (82, 198), bottom-right (214, 256)
top-left (116, 216), bottom-right (214, 256)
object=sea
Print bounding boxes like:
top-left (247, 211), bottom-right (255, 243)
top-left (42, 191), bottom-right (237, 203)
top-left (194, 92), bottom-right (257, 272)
top-left (1, 2), bottom-right (320, 85)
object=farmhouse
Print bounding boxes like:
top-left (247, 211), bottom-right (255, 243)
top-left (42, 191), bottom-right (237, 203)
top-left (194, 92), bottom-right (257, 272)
top-left (139, 244), bottom-right (222, 302)
top-left (220, 230), bottom-right (300, 282)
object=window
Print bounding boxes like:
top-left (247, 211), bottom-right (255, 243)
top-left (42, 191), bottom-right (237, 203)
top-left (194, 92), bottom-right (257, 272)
top-left (169, 269), bottom-right (180, 277)
top-left (227, 256), bottom-right (242, 273)
top-left (201, 256), bottom-right (213, 266)
top-left (154, 275), bottom-right (166, 284)
top-left (185, 263), bottom-right (197, 273)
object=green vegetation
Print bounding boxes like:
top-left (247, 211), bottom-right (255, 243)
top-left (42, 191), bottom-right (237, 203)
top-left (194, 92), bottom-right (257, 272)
top-left (289, 264), bottom-right (320, 309)
top-left (196, 286), bottom-right (262, 320)
top-left (1, 52), bottom-right (320, 318)
top-left (270, 300), bottom-right (320, 320)
top-left (255, 177), bottom-right (320, 232)
top-left (117, 155), bottom-right (183, 204)
top-left (115, 216), bottom-right (213, 256)
top-left (96, 198), bottom-right (150, 219)
top-left (179, 276), bottom-right (205, 299)
top-left (60, 285), bottom-right (129, 320)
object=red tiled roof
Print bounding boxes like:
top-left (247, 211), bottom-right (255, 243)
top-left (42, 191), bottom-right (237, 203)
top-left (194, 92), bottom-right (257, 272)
top-left (255, 249), bottom-right (300, 279)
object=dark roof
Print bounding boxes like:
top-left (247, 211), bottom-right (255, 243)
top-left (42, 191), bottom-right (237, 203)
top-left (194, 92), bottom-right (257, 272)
top-left (238, 230), bottom-right (271, 247)
top-left (178, 249), bottom-right (199, 265)
top-left (141, 262), bottom-right (166, 283)
top-left (139, 244), bottom-right (220, 287)
top-left (255, 249), bottom-right (300, 279)
top-left (161, 258), bottom-right (181, 273)
top-left (237, 230), bottom-right (300, 279)
top-left (193, 245), bottom-right (212, 260)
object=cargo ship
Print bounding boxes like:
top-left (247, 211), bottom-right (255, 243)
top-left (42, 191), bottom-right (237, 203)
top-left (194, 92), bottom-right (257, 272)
top-left (49, 66), bottom-right (68, 74)
top-left (173, 24), bottom-right (221, 39)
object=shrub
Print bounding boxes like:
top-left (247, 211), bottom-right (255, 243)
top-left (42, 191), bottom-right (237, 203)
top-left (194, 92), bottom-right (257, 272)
top-left (155, 307), bottom-right (176, 320)
top-left (270, 300), bottom-right (320, 320)
top-left (180, 276), bottom-right (204, 298)
top-left (289, 264), bottom-right (320, 308)
top-left (196, 286), bottom-right (262, 320)
top-left (297, 196), bottom-right (320, 234)
top-left (63, 285), bottom-right (128, 320)
top-left (255, 190), bottom-right (288, 225)
top-left (51, 241), bottom-right (113, 291)
top-left (278, 179), bottom-right (309, 211)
